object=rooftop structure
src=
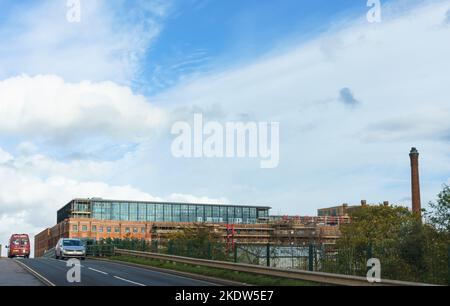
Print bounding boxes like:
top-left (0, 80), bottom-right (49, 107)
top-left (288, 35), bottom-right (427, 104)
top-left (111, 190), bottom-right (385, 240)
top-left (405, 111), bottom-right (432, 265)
top-left (57, 198), bottom-right (271, 225)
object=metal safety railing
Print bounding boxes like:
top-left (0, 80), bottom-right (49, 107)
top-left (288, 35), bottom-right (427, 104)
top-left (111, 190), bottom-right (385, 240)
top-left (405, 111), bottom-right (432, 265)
top-left (42, 248), bottom-right (55, 258)
top-left (86, 245), bottom-right (114, 257)
top-left (40, 245), bottom-right (114, 258)
top-left (112, 248), bottom-right (436, 286)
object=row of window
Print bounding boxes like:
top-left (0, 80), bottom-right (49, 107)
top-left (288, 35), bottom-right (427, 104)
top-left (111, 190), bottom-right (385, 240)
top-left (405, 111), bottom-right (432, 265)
top-left (71, 224), bottom-right (270, 235)
top-left (88, 202), bottom-right (264, 224)
top-left (318, 208), bottom-right (340, 217)
top-left (72, 224), bottom-right (146, 234)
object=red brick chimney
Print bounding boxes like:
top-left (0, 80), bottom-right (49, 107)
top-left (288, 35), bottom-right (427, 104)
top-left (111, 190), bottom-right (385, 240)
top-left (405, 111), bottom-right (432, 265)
top-left (409, 147), bottom-right (421, 217)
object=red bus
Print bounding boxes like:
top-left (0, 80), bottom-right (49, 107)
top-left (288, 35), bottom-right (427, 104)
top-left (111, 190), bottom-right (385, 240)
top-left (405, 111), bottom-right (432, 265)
top-left (7, 234), bottom-right (30, 258)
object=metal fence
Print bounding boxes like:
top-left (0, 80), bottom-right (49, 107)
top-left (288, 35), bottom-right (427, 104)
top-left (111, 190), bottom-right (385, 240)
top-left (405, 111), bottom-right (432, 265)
top-left (40, 245), bottom-right (114, 258)
top-left (114, 248), bottom-right (434, 286)
top-left (86, 245), bottom-right (115, 257)
top-left (79, 238), bottom-right (450, 285)
top-left (42, 248), bottom-right (55, 258)
top-left (234, 244), bottom-right (314, 270)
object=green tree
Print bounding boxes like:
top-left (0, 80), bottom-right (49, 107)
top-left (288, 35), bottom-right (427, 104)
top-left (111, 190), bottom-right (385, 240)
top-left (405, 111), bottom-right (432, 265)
top-left (333, 204), bottom-right (422, 281)
top-left (423, 185), bottom-right (450, 284)
top-left (166, 224), bottom-right (228, 260)
top-left (427, 184), bottom-right (450, 233)
top-left (328, 199), bottom-right (449, 284)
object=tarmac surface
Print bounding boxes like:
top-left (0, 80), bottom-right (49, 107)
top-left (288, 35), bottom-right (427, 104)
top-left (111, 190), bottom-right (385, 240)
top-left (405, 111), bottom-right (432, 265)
top-left (0, 258), bottom-right (43, 286)
top-left (14, 257), bottom-right (218, 286)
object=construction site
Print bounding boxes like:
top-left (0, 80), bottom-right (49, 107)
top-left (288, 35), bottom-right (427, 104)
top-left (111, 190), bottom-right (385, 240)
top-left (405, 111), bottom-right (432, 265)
top-left (36, 147), bottom-right (423, 267)
top-left (35, 200), bottom-right (362, 258)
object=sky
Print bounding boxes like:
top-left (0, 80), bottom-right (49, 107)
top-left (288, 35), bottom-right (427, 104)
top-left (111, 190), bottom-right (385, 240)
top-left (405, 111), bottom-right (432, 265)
top-left (1, 0), bottom-right (450, 256)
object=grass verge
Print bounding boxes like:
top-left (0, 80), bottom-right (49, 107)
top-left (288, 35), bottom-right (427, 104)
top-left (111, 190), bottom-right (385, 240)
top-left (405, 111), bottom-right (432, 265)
top-left (109, 255), bottom-right (321, 286)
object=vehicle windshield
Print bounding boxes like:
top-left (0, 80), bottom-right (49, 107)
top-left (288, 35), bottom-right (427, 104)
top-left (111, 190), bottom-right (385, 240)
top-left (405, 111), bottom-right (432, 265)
top-left (63, 240), bottom-right (82, 246)
top-left (12, 238), bottom-right (29, 246)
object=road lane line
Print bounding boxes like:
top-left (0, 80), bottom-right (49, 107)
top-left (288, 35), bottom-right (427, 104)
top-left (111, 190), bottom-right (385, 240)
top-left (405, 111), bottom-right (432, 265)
top-left (45, 258), bottom-right (84, 268)
top-left (113, 275), bottom-right (146, 286)
top-left (14, 260), bottom-right (56, 287)
top-left (88, 267), bottom-right (108, 275)
top-left (91, 258), bottom-right (219, 286)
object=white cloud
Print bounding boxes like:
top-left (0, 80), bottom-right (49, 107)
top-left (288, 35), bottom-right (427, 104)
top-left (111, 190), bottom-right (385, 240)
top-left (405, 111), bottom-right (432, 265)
top-left (149, 1), bottom-right (450, 214)
top-left (2, 0), bottom-right (450, 256)
top-left (0, 147), bottom-right (13, 163)
top-left (17, 142), bottom-right (38, 156)
top-left (0, 0), bottom-right (171, 84)
top-left (0, 75), bottom-right (166, 143)
top-left (0, 146), bottom-right (227, 256)
top-left (166, 193), bottom-right (229, 205)
top-left (445, 8), bottom-right (450, 24)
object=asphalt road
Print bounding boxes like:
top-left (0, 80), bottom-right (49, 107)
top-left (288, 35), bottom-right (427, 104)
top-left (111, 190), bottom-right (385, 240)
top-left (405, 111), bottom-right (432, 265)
top-left (0, 258), bottom-right (43, 286)
top-left (15, 258), bottom-right (218, 286)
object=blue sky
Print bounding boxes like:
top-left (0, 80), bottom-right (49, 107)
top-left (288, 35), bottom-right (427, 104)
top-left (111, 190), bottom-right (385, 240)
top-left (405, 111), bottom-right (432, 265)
top-left (1, 0), bottom-right (450, 254)
top-left (138, 0), bottom-right (370, 95)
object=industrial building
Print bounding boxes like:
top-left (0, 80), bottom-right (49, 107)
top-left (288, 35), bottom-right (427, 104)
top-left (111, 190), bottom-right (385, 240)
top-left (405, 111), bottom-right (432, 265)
top-left (36, 198), bottom-right (272, 256)
top-left (35, 148), bottom-right (424, 258)
top-left (56, 198), bottom-right (270, 224)
top-left (35, 198), bottom-right (346, 257)
top-left (317, 203), bottom-right (360, 217)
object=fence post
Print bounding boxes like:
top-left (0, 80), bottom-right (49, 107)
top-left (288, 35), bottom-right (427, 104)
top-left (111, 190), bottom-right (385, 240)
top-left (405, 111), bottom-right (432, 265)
top-left (152, 240), bottom-right (158, 253)
top-left (266, 244), bottom-right (271, 267)
top-left (207, 242), bottom-right (212, 260)
top-left (367, 244), bottom-right (373, 261)
top-left (308, 243), bottom-right (314, 271)
top-left (187, 241), bottom-right (192, 258)
top-left (448, 245), bottom-right (450, 286)
top-left (168, 241), bottom-right (173, 255)
top-left (234, 245), bottom-right (238, 263)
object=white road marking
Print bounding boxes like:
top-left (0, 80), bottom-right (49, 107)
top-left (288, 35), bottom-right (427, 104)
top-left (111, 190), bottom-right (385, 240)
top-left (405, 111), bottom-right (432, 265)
top-left (113, 275), bottom-right (146, 286)
top-left (53, 258), bottom-right (84, 267)
top-left (88, 267), bottom-right (108, 275)
top-left (14, 260), bottom-right (56, 286)
top-left (96, 259), bottom-right (217, 285)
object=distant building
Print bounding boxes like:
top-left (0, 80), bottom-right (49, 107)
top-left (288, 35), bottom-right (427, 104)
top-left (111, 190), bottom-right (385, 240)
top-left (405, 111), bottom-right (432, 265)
top-left (36, 198), bottom-right (365, 257)
top-left (317, 203), bottom-right (361, 217)
top-left (317, 200), bottom-right (370, 217)
top-left (35, 198), bottom-right (271, 257)
top-left (56, 198), bottom-right (270, 224)
top-left (317, 200), bottom-right (395, 217)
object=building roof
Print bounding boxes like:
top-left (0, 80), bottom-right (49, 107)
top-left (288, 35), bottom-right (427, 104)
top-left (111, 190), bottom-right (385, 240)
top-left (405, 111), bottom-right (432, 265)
top-left (66, 198), bottom-right (272, 209)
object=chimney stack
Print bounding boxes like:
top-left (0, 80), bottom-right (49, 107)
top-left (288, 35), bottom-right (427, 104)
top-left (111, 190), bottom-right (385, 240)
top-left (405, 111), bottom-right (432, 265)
top-left (409, 147), bottom-right (422, 217)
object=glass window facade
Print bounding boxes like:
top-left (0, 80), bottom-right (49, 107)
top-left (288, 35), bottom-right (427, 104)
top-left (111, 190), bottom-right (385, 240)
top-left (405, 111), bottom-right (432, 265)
top-left (58, 199), bottom-right (271, 224)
